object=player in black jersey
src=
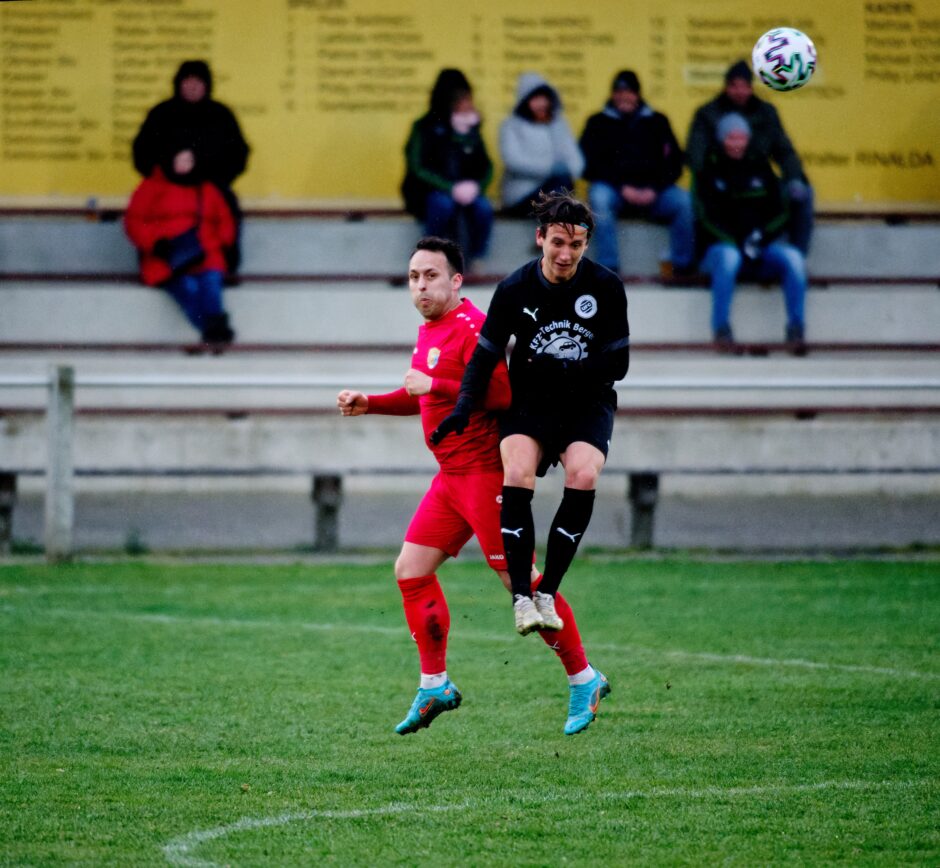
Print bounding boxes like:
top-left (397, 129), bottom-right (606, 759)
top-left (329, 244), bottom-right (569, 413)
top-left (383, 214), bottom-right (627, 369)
top-left (432, 192), bottom-right (630, 636)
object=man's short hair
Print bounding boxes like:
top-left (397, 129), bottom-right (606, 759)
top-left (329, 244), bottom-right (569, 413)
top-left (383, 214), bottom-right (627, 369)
top-left (532, 190), bottom-right (595, 240)
top-left (413, 236), bottom-right (465, 276)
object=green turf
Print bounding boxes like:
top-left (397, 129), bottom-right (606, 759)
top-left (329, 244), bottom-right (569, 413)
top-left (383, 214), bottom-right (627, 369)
top-left (1, 558), bottom-right (937, 866)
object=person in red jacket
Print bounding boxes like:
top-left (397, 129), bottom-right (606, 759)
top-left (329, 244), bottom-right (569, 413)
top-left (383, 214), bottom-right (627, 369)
top-left (124, 144), bottom-right (236, 347)
top-left (337, 236), bottom-right (610, 737)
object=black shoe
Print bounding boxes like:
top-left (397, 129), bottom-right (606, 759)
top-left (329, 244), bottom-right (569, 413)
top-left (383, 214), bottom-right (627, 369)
top-left (786, 324), bottom-right (808, 356)
top-left (714, 326), bottom-right (742, 355)
top-left (201, 314), bottom-right (236, 350)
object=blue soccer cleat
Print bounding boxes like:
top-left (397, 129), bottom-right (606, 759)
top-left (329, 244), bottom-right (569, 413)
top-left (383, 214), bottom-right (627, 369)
top-left (395, 680), bottom-right (462, 735)
top-left (564, 668), bottom-right (611, 735)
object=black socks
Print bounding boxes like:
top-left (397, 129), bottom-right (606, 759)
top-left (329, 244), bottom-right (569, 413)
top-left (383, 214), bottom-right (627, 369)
top-left (539, 487), bottom-right (595, 597)
top-left (500, 485), bottom-right (535, 599)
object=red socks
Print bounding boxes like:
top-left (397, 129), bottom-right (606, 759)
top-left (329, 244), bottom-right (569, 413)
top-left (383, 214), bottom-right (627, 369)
top-left (398, 572), bottom-right (588, 678)
top-left (397, 574), bottom-right (450, 674)
top-left (533, 575), bottom-right (589, 676)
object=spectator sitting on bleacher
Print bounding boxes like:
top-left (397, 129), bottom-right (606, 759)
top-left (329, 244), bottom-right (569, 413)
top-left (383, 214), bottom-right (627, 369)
top-left (687, 60), bottom-right (813, 256)
top-left (401, 69), bottom-right (494, 268)
top-left (132, 60), bottom-right (249, 278)
top-left (692, 113), bottom-right (807, 356)
top-left (498, 73), bottom-right (584, 217)
top-left (124, 143), bottom-right (237, 350)
top-left (579, 70), bottom-right (695, 280)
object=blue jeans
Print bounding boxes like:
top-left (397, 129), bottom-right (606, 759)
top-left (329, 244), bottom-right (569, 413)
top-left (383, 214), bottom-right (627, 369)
top-left (164, 269), bottom-right (225, 334)
top-left (425, 190), bottom-right (494, 259)
top-left (702, 241), bottom-right (807, 334)
top-left (588, 181), bottom-right (695, 273)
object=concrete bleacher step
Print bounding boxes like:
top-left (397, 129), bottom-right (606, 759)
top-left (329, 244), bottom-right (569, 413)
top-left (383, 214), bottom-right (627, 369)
top-left (2, 280), bottom-right (939, 347)
top-left (1, 213), bottom-right (939, 279)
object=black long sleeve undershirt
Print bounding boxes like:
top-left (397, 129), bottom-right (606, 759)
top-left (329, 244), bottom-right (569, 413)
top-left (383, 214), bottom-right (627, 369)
top-left (453, 342), bottom-right (501, 414)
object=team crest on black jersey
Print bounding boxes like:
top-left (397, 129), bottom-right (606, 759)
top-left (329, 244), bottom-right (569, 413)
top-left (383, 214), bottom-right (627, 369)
top-left (575, 295), bottom-right (598, 319)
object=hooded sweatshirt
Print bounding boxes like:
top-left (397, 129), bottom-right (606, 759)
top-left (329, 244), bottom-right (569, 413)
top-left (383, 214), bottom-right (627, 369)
top-left (498, 73), bottom-right (585, 209)
top-left (132, 60), bottom-right (250, 188)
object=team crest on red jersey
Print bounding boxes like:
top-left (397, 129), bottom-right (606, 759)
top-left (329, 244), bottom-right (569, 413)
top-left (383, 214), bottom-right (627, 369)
top-left (427, 347), bottom-right (441, 369)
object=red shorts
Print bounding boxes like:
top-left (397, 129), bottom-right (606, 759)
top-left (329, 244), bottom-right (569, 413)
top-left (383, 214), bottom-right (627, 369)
top-left (405, 470), bottom-right (506, 572)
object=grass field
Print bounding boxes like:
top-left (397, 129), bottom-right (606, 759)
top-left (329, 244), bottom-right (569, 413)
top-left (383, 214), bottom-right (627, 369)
top-left (1, 557), bottom-right (938, 866)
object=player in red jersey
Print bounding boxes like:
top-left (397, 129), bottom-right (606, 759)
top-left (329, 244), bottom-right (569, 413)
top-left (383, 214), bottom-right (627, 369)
top-left (337, 236), bottom-right (609, 735)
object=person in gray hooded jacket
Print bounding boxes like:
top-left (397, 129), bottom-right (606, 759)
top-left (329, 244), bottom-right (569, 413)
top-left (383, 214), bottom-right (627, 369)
top-left (499, 73), bottom-right (584, 217)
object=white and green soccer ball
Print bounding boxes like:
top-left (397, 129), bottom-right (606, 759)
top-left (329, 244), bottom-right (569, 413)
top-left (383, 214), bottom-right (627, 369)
top-left (751, 27), bottom-right (817, 91)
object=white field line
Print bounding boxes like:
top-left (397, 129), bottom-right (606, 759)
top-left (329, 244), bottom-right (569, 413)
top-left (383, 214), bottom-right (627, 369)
top-left (3, 603), bottom-right (938, 682)
top-left (162, 802), bottom-right (469, 868)
top-left (161, 779), bottom-right (931, 868)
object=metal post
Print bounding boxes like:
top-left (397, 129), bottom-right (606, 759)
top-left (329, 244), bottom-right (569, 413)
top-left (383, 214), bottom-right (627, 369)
top-left (628, 472), bottom-right (660, 549)
top-left (0, 472), bottom-right (16, 555)
top-left (45, 365), bottom-right (75, 562)
top-left (311, 474), bottom-right (343, 552)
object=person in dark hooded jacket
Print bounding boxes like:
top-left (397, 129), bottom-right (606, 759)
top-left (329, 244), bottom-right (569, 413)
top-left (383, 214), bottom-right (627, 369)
top-left (579, 70), bottom-right (694, 278)
top-left (132, 60), bottom-right (249, 275)
top-left (401, 69), bottom-right (494, 264)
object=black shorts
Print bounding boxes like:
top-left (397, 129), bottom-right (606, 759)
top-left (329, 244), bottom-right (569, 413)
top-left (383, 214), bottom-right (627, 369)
top-left (499, 398), bottom-right (616, 477)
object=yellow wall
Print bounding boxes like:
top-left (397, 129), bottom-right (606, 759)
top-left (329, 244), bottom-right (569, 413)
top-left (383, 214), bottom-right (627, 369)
top-left (2, 0), bottom-right (939, 207)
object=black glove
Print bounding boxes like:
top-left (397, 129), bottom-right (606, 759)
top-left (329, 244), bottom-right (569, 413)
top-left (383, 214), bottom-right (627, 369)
top-left (430, 409), bottom-right (469, 445)
top-left (152, 237), bottom-right (171, 260)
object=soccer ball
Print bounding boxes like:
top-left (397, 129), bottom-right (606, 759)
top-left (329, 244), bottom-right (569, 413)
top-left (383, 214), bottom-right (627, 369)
top-left (751, 27), bottom-right (817, 91)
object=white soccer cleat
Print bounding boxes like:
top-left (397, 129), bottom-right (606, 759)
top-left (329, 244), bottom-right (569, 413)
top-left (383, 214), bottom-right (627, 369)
top-left (532, 591), bottom-right (564, 631)
top-left (513, 594), bottom-right (545, 636)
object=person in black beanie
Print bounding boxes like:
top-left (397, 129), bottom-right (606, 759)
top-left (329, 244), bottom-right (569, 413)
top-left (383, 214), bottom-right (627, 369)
top-left (686, 59), bottom-right (814, 254)
top-left (579, 69), bottom-right (694, 278)
top-left (133, 60), bottom-right (250, 277)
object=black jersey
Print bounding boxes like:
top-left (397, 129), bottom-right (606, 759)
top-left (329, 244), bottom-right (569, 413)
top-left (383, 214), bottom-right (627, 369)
top-left (478, 257), bottom-right (630, 406)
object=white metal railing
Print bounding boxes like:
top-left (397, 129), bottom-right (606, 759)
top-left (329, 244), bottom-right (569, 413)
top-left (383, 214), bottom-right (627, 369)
top-left (3, 373), bottom-right (940, 391)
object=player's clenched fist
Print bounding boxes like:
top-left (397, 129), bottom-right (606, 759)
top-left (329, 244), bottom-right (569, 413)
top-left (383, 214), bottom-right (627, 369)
top-left (336, 390), bottom-right (368, 416)
top-left (404, 368), bottom-right (433, 396)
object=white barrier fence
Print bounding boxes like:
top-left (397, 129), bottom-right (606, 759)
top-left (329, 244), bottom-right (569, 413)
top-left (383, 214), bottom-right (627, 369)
top-left (3, 365), bottom-right (940, 560)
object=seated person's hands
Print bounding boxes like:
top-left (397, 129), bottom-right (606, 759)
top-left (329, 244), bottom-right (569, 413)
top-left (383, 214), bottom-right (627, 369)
top-left (787, 179), bottom-right (810, 202)
top-left (742, 229), bottom-right (764, 262)
top-left (621, 185), bottom-right (657, 207)
top-left (451, 180), bottom-right (480, 206)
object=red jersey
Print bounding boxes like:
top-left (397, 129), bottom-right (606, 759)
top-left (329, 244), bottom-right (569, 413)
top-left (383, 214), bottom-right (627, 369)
top-left (368, 298), bottom-right (510, 474)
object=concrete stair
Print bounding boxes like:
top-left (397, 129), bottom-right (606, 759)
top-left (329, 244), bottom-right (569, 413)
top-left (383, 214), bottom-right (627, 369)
top-left (1, 214), bottom-right (939, 280)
